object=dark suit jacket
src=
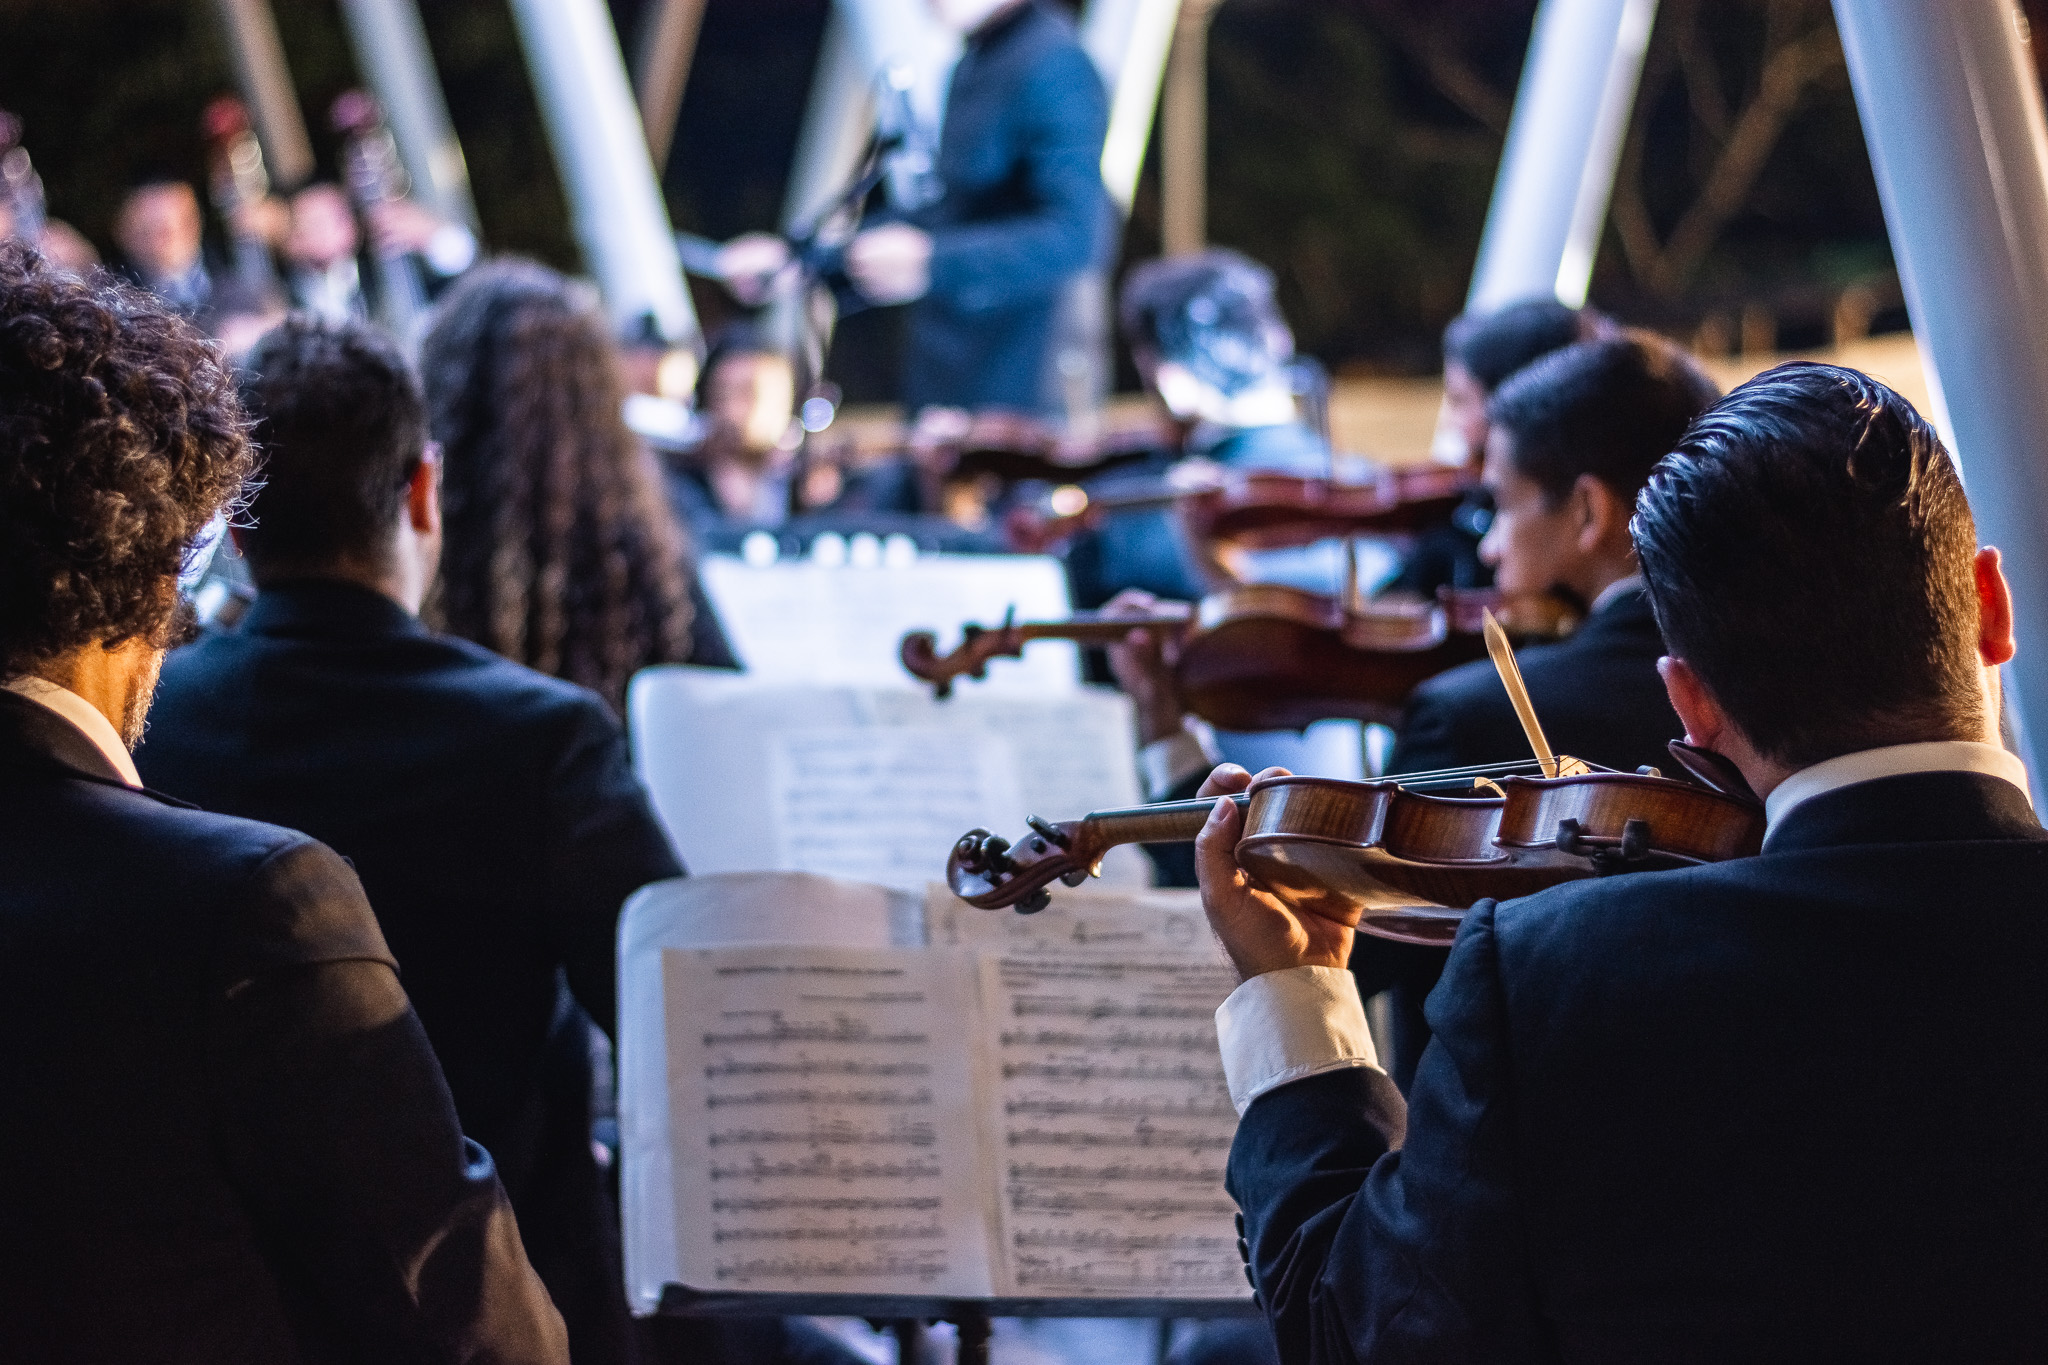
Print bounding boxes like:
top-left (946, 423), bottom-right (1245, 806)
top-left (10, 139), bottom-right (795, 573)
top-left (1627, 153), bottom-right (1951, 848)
top-left (0, 687), bottom-right (564, 1363)
top-left (137, 582), bottom-right (683, 1361)
top-left (1231, 769), bottom-right (2048, 1363)
top-left (1358, 586), bottom-right (1681, 1087)
top-left (899, 0), bottom-right (1109, 413)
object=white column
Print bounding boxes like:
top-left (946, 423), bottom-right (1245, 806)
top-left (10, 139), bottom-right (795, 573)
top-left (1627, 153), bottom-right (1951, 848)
top-left (1080, 0), bottom-right (1182, 214)
top-left (506, 0), bottom-right (700, 350)
top-left (211, 0), bottom-right (315, 189)
top-left (336, 0), bottom-right (479, 230)
top-left (1466, 0), bottom-right (1657, 310)
top-left (634, 0), bottom-right (709, 172)
top-left (1834, 0), bottom-right (2048, 781)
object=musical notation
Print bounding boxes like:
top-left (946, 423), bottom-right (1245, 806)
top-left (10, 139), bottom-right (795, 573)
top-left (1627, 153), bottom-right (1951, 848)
top-left (666, 947), bottom-right (995, 1296)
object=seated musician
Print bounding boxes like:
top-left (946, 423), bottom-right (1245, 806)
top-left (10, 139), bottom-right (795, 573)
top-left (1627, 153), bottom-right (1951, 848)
top-left (1065, 249), bottom-right (1329, 608)
top-left (0, 248), bottom-right (564, 1358)
top-left (1389, 296), bottom-right (1598, 597)
top-left (1199, 362), bottom-right (2048, 1361)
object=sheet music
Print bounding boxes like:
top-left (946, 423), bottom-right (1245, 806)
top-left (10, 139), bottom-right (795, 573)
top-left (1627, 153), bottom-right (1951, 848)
top-left (663, 946), bottom-right (996, 1298)
top-left (629, 671), bottom-right (1150, 892)
top-left (977, 946), bottom-right (1245, 1298)
top-left (769, 728), bottom-right (1026, 892)
top-left (701, 554), bottom-right (1081, 693)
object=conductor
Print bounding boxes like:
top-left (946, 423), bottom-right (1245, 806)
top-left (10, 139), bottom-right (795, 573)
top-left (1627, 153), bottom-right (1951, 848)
top-left (723, 0), bottom-right (1109, 414)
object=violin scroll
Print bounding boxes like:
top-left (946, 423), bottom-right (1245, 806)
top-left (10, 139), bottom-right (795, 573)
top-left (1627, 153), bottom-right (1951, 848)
top-left (948, 820), bottom-right (1097, 911)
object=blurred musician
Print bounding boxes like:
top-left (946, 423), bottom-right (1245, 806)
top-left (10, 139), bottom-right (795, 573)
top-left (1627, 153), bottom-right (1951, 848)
top-left (138, 316), bottom-right (667, 1364)
top-left (283, 180), bottom-right (475, 326)
top-left (419, 260), bottom-right (736, 708)
top-left (1390, 297), bottom-right (1598, 597)
top-left (1199, 363), bottom-right (2048, 1363)
top-left (0, 246), bottom-right (564, 1361)
top-left (1066, 249), bottom-right (1329, 609)
top-left (112, 177), bottom-right (214, 317)
top-left (722, 0), bottom-right (1110, 414)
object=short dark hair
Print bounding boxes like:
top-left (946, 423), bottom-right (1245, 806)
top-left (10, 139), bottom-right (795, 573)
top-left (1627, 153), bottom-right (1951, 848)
top-left (235, 315), bottom-right (427, 576)
top-left (1633, 362), bottom-right (1984, 767)
top-left (1118, 249), bottom-right (1291, 392)
top-left (0, 242), bottom-right (252, 678)
top-left (1487, 331), bottom-right (1720, 505)
top-left (1443, 298), bottom-right (1587, 390)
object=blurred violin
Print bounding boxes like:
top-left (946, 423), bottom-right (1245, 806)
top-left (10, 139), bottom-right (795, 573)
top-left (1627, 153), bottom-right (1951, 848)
top-left (331, 91), bottom-right (429, 338)
top-left (945, 745), bottom-right (1764, 939)
top-left (899, 586), bottom-right (1577, 731)
top-left (1004, 464), bottom-right (1472, 555)
top-left (202, 96), bottom-right (282, 294)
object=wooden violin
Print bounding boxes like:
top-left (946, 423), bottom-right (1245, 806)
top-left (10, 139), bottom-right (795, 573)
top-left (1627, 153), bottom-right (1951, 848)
top-left (1004, 464), bottom-right (1472, 555)
top-left (202, 96), bottom-right (282, 295)
top-left (946, 746), bottom-right (1764, 944)
top-left (899, 587), bottom-right (1578, 732)
top-left (331, 91), bottom-right (429, 338)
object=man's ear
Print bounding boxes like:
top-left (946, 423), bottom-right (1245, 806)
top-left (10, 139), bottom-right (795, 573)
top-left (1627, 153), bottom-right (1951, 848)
top-left (1573, 473), bottom-right (1628, 554)
top-left (407, 453), bottom-right (441, 538)
top-left (1976, 545), bottom-right (2017, 667)
top-left (1658, 655), bottom-right (1726, 750)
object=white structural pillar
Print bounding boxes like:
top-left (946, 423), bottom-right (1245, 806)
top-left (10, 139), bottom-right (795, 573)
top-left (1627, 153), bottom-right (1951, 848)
top-left (337, 0), bottom-right (479, 230)
top-left (1080, 0), bottom-right (1182, 214)
top-left (212, 0), bottom-right (316, 189)
top-left (507, 0), bottom-right (700, 350)
top-left (1466, 0), bottom-right (1656, 310)
top-left (1834, 0), bottom-right (2048, 777)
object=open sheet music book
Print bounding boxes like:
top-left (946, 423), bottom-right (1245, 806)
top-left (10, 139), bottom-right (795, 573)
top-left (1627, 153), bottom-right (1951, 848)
top-left (620, 875), bottom-right (1248, 1310)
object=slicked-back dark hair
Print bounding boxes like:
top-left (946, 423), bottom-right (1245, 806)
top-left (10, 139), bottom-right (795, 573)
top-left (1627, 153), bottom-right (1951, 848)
top-left (1443, 298), bottom-right (1587, 390)
top-left (0, 243), bottom-right (252, 679)
top-left (235, 315), bottom-right (427, 577)
top-left (1487, 330), bottom-right (1720, 505)
top-left (1633, 362), bottom-right (1984, 767)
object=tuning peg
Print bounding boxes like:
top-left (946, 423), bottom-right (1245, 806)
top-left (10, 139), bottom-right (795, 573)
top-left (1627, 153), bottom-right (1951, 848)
top-left (1015, 888), bottom-right (1052, 914)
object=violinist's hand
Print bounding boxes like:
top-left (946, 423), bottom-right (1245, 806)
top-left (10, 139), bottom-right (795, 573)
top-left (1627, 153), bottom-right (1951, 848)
top-left (1195, 764), bottom-right (1358, 982)
top-left (1103, 589), bottom-right (1186, 745)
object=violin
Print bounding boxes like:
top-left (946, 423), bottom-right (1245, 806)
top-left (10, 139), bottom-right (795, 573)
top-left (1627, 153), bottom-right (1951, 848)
top-left (911, 409), bottom-right (1169, 489)
top-left (899, 587), bottom-right (1578, 732)
top-left (202, 96), bottom-right (282, 295)
top-left (1005, 464), bottom-right (1472, 555)
top-left (946, 744), bottom-right (1764, 943)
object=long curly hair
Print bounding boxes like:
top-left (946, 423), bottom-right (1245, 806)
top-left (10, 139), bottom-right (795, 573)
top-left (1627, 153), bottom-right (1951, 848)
top-left (0, 242), bottom-right (253, 681)
top-left (419, 259), bottom-right (695, 712)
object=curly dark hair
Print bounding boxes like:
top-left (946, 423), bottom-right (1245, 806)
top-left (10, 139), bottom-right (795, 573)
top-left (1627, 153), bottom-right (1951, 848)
top-left (419, 259), bottom-right (695, 712)
top-left (0, 243), bottom-right (253, 681)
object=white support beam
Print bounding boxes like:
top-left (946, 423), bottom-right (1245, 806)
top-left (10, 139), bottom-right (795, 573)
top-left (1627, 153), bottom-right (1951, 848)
top-left (507, 0), bottom-right (700, 350)
top-left (1080, 0), bottom-right (1182, 215)
top-left (211, 0), bottom-right (315, 189)
top-left (336, 0), bottom-right (479, 230)
top-left (1466, 0), bottom-right (1657, 310)
top-left (1834, 0), bottom-right (2048, 782)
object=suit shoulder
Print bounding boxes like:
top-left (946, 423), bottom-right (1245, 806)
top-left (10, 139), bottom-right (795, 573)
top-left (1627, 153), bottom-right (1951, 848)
top-left (1410, 655), bottom-right (1514, 712)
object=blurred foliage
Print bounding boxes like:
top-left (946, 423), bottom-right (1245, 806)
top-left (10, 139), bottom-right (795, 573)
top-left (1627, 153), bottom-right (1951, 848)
top-left (11, 0), bottom-right (2039, 380)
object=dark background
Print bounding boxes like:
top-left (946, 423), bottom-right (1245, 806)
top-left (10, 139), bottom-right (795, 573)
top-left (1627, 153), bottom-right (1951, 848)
top-left (5, 0), bottom-right (2035, 391)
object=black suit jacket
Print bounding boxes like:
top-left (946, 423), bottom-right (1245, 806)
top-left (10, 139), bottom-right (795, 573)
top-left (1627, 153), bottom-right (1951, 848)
top-left (1231, 769), bottom-right (2048, 1364)
top-left (1357, 587), bottom-right (1681, 1087)
top-left (138, 583), bottom-right (683, 1360)
top-left (0, 688), bottom-right (564, 1363)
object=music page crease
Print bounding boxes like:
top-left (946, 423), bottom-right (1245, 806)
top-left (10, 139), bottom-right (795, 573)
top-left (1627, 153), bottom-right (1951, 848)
top-left (663, 945), bottom-right (996, 1297)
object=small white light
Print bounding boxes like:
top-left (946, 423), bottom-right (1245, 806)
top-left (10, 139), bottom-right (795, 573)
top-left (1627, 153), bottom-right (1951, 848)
top-left (1048, 484), bottom-right (1088, 517)
top-left (810, 532), bottom-right (847, 567)
top-left (882, 533), bottom-right (918, 567)
top-left (740, 530), bottom-right (778, 567)
top-left (848, 531), bottom-right (882, 568)
top-left (800, 396), bottom-right (836, 432)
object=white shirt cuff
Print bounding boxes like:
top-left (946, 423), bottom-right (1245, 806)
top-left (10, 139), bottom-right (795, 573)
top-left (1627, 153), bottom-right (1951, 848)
top-left (1137, 723), bottom-right (1218, 801)
top-left (1215, 965), bottom-right (1379, 1115)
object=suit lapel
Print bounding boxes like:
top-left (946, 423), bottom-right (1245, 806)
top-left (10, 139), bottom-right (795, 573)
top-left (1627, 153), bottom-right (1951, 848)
top-left (1766, 769), bottom-right (2045, 853)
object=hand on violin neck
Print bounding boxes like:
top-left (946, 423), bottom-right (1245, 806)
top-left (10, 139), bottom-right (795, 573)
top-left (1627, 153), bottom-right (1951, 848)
top-left (1104, 589), bottom-right (1188, 744)
top-left (1194, 765), bottom-right (1356, 981)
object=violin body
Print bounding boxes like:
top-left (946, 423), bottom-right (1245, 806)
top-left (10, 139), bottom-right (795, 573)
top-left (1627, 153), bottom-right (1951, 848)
top-left (947, 759), bottom-right (1766, 944)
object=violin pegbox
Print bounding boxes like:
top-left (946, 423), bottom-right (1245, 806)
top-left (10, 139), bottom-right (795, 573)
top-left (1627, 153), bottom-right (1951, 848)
top-left (947, 816), bottom-right (1095, 912)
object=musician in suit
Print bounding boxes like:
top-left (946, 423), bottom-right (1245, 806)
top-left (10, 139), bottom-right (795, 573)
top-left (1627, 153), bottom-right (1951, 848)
top-left (112, 177), bottom-right (216, 318)
top-left (136, 316), bottom-right (672, 1365)
top-left (723, 0), bottom-right (1109, 414)
top-left (0, 245), bottom-right (564, 1360)
top-left (283, 181), bottom-right (476, 326)
top-left (1196, 361), bottom-right (2048, 1362)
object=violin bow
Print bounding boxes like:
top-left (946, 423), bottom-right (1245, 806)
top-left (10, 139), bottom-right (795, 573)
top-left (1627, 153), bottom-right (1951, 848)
top-left (1482, 608), bottom-right (1560, 779)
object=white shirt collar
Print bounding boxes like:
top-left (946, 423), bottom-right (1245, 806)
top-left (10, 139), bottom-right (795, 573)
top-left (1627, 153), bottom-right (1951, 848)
top-left (1762, 740), bottom-right (2029, 847)
top-left (1588, 573), bottom-right (1647, 616)
top-left (2, 676), bottom-right (142, 787)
